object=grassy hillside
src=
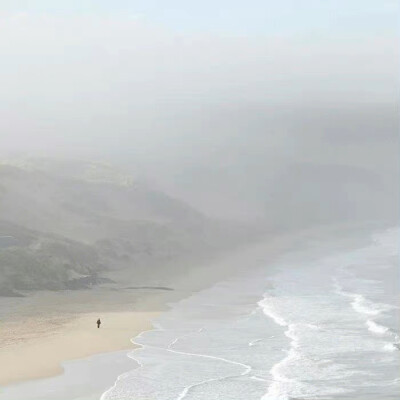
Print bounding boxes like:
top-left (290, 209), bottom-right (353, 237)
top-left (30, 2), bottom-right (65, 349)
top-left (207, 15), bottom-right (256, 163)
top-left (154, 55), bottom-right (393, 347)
top-left (0, 160), bottom-right (255, 295)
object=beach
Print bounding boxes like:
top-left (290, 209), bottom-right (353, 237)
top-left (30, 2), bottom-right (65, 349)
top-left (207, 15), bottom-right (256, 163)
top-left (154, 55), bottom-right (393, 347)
top-left (0, 228), bottom-right (302, 390)
top-left (1, 223), bottom-right (397, 400)
top-left (0, 310), bottom-right (157, 385)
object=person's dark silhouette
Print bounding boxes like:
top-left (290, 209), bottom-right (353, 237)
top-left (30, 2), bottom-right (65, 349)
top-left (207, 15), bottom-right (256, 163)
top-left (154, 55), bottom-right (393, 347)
top-left (97, 318), bottom-right (101, 329)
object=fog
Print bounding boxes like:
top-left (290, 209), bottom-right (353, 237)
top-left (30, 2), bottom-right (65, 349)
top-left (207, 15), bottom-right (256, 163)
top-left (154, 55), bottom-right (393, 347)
top-left (0, 4), bottom-right (399, 396)
top-left (0, 7), bottom-right (398, 222)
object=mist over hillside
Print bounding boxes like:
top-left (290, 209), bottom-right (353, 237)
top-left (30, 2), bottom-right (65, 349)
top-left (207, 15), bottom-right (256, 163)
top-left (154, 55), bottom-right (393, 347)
top-left (0, 6), bottom-right (397, 298)
top-left (0, 159), bottom-right (258, 295)
top-left (126, 103), bottom-right (398, 226)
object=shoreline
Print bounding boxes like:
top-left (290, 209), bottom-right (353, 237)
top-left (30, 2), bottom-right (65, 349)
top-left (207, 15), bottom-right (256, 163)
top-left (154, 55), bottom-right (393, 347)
top-left (0, 234), bottom-right (284, 387)
top-left (0, 222), bottom-right (383, 397)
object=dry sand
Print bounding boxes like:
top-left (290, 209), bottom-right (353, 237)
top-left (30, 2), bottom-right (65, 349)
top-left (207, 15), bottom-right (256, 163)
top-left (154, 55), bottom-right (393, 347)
top-left (0, 311), bottom-right (158, 385)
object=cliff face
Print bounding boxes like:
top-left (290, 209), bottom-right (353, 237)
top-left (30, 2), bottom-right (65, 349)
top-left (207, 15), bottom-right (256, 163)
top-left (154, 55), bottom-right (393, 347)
top-left (0, 160), bottom-right (250, 295)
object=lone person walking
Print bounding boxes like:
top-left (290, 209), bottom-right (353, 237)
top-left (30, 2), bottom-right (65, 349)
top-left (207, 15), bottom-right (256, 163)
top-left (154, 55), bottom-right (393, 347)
top-left (97, 318), bottom-right (101, 329)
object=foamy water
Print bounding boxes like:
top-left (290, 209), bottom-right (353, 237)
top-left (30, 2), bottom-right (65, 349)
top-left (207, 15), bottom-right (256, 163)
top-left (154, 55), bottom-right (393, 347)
top-left (102, 228), bottom-right (399, 400)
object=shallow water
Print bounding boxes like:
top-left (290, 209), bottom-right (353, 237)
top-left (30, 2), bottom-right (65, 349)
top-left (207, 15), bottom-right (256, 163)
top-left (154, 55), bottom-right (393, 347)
top-left (102, 228), bottom-right (399, 400)
top-left (0, 350), bottom-right (136, 400)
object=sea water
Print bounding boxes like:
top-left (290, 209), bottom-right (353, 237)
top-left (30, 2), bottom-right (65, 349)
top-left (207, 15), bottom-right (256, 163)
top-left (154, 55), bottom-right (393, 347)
top-left (102, 228), bottom-right (399, 400)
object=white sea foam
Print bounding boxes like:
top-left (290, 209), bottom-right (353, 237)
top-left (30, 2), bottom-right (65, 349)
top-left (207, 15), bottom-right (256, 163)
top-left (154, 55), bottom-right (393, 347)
top-left (351, 294), bottom-right (393, 316)
top-left (260, 296), bottom-right (322, 400)
top-left (366, 320), bottom-right (390, 335)
top-left (101, 228), bottom-right (399, 400)
top-left (383, 343), bottom-right (398, 352)
top-left (260, 228), bottom-right (399, 400)
top-left (260, 298), bottom-right (352, 400)
top-left (334, 281), bottom-right (394, 317)
top-left (258, 298), bottom-right (287, 327)
top-left (248, 338), bottom-right (263, 346)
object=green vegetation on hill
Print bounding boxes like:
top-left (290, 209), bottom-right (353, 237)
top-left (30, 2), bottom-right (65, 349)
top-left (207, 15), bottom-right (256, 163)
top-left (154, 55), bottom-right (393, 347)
top-left (0, 160), bottom-right (256, 295)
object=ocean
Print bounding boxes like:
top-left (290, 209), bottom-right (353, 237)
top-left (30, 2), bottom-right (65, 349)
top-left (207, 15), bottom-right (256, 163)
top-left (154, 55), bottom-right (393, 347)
top-left (101, 228), bottom-right (399, 400)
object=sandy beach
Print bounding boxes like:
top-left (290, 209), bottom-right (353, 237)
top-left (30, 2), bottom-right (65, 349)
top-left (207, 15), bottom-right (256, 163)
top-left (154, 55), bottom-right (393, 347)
top-left (0, 311), bottom-right (157, 385)
top-left (0, 231), bottom-right (290, 387)
top-left (0, 223), bottom-right (376, 396)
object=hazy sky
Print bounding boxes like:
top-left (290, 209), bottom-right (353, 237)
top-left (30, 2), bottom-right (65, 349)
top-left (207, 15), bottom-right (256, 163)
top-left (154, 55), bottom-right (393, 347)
top-left (0, 1), bottom-right (398, 218)
top-left (1, 1), bottom-right (397, 152)
top-left (0, 1), bottom-right (397, 35)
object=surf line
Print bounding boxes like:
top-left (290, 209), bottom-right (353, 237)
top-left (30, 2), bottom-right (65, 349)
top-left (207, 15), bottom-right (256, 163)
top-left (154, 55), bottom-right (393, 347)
top-left (102, 320), bottom-right (254, 400)
top-left (99, 324), bottom-right (158, 400)
top-left (170, 331), bottom-right (253, 400)
top-left (258, 296), bottom-right (300, 400)
top-left (134, 327), bottom-right (253, 400)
